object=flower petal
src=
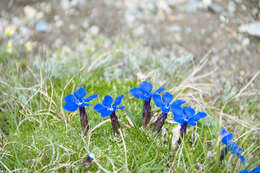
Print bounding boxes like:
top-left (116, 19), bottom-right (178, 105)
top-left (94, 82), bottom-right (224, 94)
top-left (171, 105), bottom-right (183, 116)
top-left (173, 114), bottom-right (185, 125)
top-left (64, 102), bottom-right (78, 112)
top-left (152, 94), bottom-right (163, 108)
top-left (94, 103), bottom-right (106, 112)
top-left (100, 110), bottom-right (112, 118)
top-left (85, 94), bottom-right (98, 102)
top-left (220, 128), bottom-right (228, 136)
top-left (130, 88), bottom-right (149, 101)
top-left (64, 94), bottom-right (76, 104)
top-left (94, 104), bottom-right (112, 117)
top-left (252, 166), bottom-right (260, 173)
top-left (171, 105), bottom-right (184, 124)
top-left (190, 112), bottom-right (207, 122)
top-left (116, 106), bottom-right (125, 110)
top-left (183, 106), bottom-right (195, 119)
top-left (231, 143), bottom-right (239, 154)
top-left (161, 107), bottom-right (170, 113)
top-left (187, 120), bottom-right (197, 126)
top-left (162, 92), bottom-right (173, 105)
top-left (238, 170), bottom-right (249, 173)
top-left (140, 81), bottom-right (152, 93)
top-left (239, 155), bottom-right (245, 165)
top-left (74, 88), bottom-right (87, 100)
top-left (238, 147), bottom-right (244, 152)
top-left (172, 100), bottom-right (186, 107)
top-left (102, 95), bottom-right (113, 107)
top-left (113, 95), bottom-right (124, 106)
top-left (222, 133), bottom-right (233, 145)
top-left (153, 88), bottom-right (166, 94)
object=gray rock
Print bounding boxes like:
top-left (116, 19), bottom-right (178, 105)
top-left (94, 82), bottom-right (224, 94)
top-left (19, 26), bottom-right (31, 37)
top-left (238, 21), bottom-right (260, 37)
top-left (183, 0), bottom-right (204, 13)
top-left (24, 6), bottom-right (37, 19)
top-left (35, 21), bottom-right (49, 32)
top-left (242, 38), bottom-right (250, 46)
top-left (228, 1), bottom-right (236, 13)
top-left (12, 17), bottom-right (20, 24)
top-left (208, 3), bottom-right (223, 13)
top-left (89, 25), bottom-right (99, 35)
top-left (170, 25), bottom-right (181, 32)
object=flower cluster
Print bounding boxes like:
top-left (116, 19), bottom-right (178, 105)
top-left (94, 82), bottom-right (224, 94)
top-left (63, 81), bottom-right (250, 170)
top-left (64, 87), bottom-right (125, 134)
top-left (239, 167), bottom-right (260, 173)
top-left (130, 81), bottom-right (165, 127)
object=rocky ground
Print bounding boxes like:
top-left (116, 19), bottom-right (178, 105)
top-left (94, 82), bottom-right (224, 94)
top-left (0, 0), bottom-right (260, 91)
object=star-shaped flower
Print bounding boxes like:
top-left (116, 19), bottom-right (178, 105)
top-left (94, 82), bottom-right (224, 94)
top-left (171, 105), bottom-right (207, 126)
top-left (64, 88), bottom-right (98, 112)
top-left (129, 81), bottom-right (165, 101)
top-left (152, 92), bottom-right (175, 113)
top-left (94, 95), bottom-right (125, 118)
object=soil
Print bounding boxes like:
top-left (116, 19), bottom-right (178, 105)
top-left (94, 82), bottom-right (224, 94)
top-left (1, 0), bottom-right (259, 90)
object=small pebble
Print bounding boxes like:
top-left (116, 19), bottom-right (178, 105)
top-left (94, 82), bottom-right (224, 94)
top-left (242, 38), bottom-right (250, 46)
top-left (208, 3), bottom-right (224, 13)
top-left (36, 21), bottom-right (49, 32)
top-left (24, 6), bottom-right (37, 19)
top-left (89, 25), bottom-right (100, 35)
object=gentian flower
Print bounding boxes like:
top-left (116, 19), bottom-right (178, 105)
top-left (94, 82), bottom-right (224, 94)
top-left (64, 88), bottom-right (98, 134)
top-left (239, 167), bottom-right (260, 173)
top-left (129, 81), bottom-right (165, 128)
top-left (152, 92), bottom-right (175, 133)
top-left (252, 167), bottom-right (260, 173)
top-left (220, 128), bottom-right (245, 164)
top-left (94, 95), bottom-right (124, 134)
top-left (239, 171), bottom-right (250, 173)
top-left (171, 104), bottom-right (207, 144)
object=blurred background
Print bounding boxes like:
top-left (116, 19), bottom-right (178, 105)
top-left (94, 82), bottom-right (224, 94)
top-left (0, 0), bottom-right (259, 88)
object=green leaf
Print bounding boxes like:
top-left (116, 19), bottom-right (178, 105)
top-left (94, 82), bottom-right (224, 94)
top-left (124, 108), bottom-right (138, 128)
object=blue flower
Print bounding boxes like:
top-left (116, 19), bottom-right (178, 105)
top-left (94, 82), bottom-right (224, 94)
top-left (171, 104), bottom-right (207, 126)
top-left (220, 128), bottom-right (245, 164)
top-left (152, 92), bottom-right (174, 113)
top-left (64, 88), bottom-right (98, 112)
top-left (252, 167), bottom-right (260, 173)
top-left (239, 171), bottom-right (250, 173)
top-left (238, 168), bottom-right (260, 173)
top-left (94, 95), bottom-right (125, 118)
top-left (129, 81), bottom-right (166, 101)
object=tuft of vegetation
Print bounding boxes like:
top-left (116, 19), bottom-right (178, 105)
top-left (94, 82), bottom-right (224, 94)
top-left (0, 34), bottom-right (259, 172)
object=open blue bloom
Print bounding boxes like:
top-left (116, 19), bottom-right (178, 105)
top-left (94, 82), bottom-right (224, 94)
top-left (220, 128), bottom-right (245, 164)
top-left (171, 104), bottom-right (207, 126)
top-left (239, 171), bottom-right (250, 173)
top-left (153, 92), bottom-right (174, 113)
top-left (94, 95), bottom-right (125, 118)
top-left (129, 81), bottom-right (166, 101)
top-left (64, 88), bottom-right (98, 112)
top-left (252, 167), bottom-right (260, 173)
top-left (239, 167), bottom-right (260, 173)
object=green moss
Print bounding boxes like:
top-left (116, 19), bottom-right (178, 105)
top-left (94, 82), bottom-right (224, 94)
top-left (0, 35), bottom-right (259, 172)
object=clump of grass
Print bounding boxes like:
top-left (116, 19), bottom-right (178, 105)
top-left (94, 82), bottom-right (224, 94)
top-left (0, 34), bottom-right (259, 172)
